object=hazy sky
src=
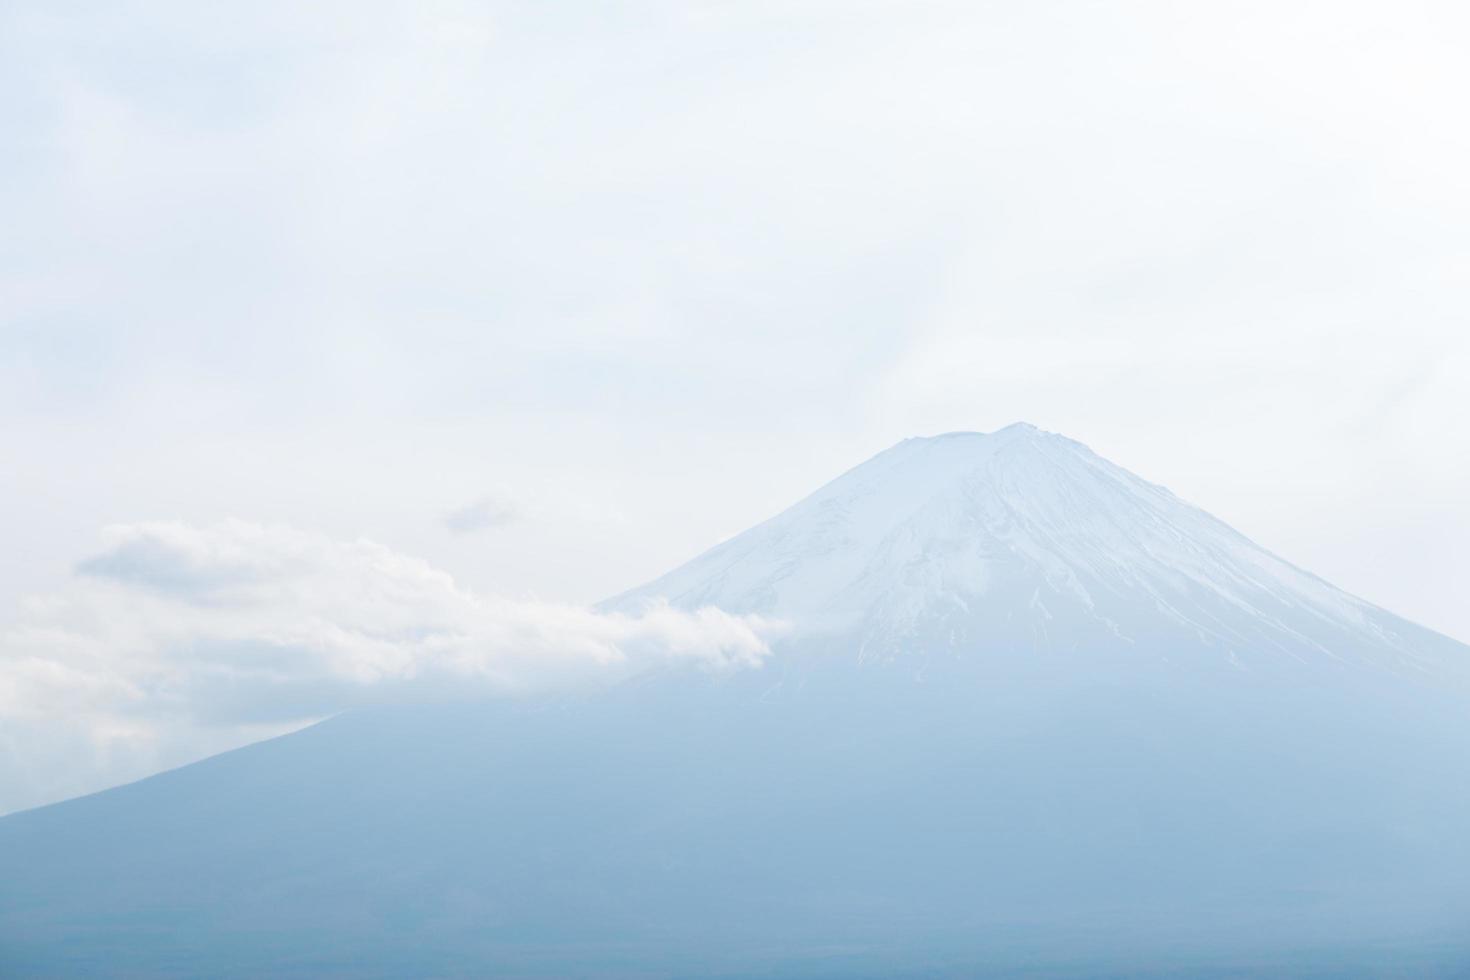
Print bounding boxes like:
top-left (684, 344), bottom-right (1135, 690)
top-left (3, 0), bottom-right (1468, 811)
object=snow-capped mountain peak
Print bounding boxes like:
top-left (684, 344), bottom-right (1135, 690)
top-left (610, 425), bottom-right (1457, 674)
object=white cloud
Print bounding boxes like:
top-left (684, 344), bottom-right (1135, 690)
top-left (0, 520), bottom-right (780, 815)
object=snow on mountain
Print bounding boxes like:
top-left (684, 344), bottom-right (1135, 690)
top-left (609, 423), bottom-right (1459, 676)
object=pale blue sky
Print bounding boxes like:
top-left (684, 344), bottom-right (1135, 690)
top-left (3, 0), bottom-right (1468, 810)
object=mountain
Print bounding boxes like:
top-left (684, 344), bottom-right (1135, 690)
top-left (3, 427), bottom-right (1469, 978)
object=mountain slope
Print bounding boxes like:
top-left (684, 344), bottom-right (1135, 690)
top-left (3, 427), bottom-right (1469, 978)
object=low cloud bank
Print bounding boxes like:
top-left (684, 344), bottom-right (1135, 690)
top-left (0, 521), bottom-right (780, 814)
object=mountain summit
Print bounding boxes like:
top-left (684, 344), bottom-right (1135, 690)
top-left (614, 425), bottom-right (1456, 677)
top-left (4, 430), bottom-right (1469, 977)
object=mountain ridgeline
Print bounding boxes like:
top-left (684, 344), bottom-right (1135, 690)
top-left (4, 426), bottom-right (1469, 978)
